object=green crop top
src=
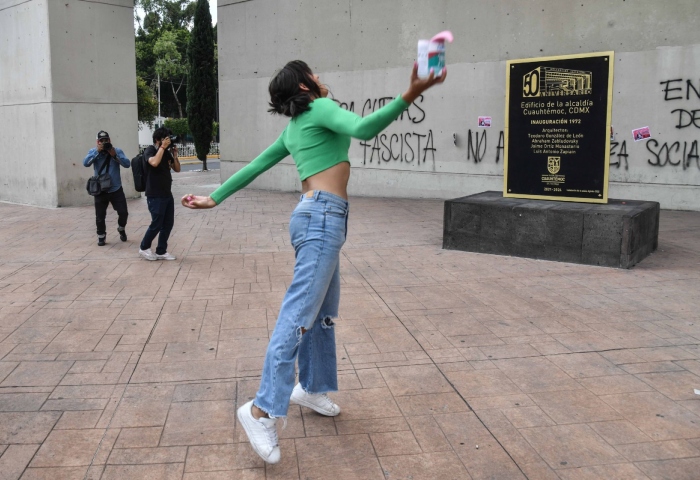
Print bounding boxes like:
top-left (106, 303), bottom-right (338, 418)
top-left (210, 95), bottom-right (409, 204)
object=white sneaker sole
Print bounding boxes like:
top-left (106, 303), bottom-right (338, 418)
top-left (290, 392), bottom-right (340, 417)
top-left (236, 405), bottom-right (280, 464)
top-left (139, 251), bottom-right (157, 261)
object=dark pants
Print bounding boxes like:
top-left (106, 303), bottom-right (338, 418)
top-left (140, 195), bottom-right (174, 255)
top-left (94, 187), bottom-right (128, 237)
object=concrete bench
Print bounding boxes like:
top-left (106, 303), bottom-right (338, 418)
top-left (443, 191), bottom-right (660, 268)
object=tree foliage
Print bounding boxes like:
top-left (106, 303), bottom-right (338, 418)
top-left (153, 30), bottom-right (188, 117)
top-left (134, 0), bottom-right (218, 146)
top-left (162, 118), bottom-right (218, 143)
top-left (186, 0), bottom-right (216, 168)
top-left (135, 0), bottom-right (196, 30)
top-left (135, 0), bottom-right (195, 119)
top-left (163, 118), bottom-right (189, 138)
top-left (137, 76), bottom-right (159, 126)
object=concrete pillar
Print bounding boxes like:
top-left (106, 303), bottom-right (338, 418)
top-left (0, 0), bottom-right (138, 207)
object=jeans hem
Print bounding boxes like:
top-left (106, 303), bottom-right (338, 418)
top-left (252, 401), bottom-right (286, 420)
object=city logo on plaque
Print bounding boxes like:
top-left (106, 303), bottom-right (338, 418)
top-left (547, 156), bottom-right (561, 174)
top-left (523, 67), bottom-right (593, 98)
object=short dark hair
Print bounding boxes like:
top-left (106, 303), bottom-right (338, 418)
top-left (153, 127), bottom-right (172, 143)
top-left (268, 60), bottom-right (322, 118)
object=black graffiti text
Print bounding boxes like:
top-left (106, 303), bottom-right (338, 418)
top-left (361, 96), bottom-right (426, 124)
top-left (672, 109), bottom-right (700, 129)
top-left (360, 131), bottom-right (436, 165)
top-left (660, 79), bottom-right (700, 102)
top-left (340, 96), bottom-right (426, 124)
top-left (646, 139), bottom-right (700, 169)
top-left (496, 131), bottom-right (505, 163)
top-left (466, 129), bottom-right (487, 163)
top-left (610, 140), bottom-right (629, 170)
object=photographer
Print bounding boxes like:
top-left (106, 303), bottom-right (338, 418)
top-left (138, 127), bottom-right (181, 261)
top-left (83, 130), bottom-right (131, 246)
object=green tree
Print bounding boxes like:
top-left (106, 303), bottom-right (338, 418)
top-left (136, 76), bottom-right (159, 126)
top-left (154, 30), bottom-right (188, 117)
top-left (163, 118), bottom-right (188, 139)
top-left (186, 0), bottom-right (216, 171)
top-left (136, 0), bottom-right (196, 29)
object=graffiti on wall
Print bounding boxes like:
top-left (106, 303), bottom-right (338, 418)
top-left (340, 96), bottom-right (436, 166)
top-left (341, 78), bottom-right (700, 173)
top-left (647, 79), bottom-right (700, 170)
top-left (610, 141), bottom-right (629, 170)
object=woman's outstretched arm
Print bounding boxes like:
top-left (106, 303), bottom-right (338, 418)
top-left (182, 133), bottom-right (289, 209)
top-left (313, 63), bottom-right (447, 140)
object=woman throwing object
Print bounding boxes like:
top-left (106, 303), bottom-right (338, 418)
top-left (182, 60), bottom-right (446, 463)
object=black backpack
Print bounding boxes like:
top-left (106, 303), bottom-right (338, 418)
top-left (131, 152), bottom-right (147, 192)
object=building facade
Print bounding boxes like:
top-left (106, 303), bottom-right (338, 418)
top-left (217, 0), bottom-right (700, 210)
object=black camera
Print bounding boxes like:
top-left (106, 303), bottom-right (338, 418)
top-left (103, 142), bottom-right (112, 151)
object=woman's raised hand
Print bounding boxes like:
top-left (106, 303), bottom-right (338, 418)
top-left (181, 194), bottom-right (217, 209)
top-left (402, 62), bottom-right (447, 104)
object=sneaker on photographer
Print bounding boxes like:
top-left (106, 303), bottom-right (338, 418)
top-left (139, 249), bottom-right (157, 261)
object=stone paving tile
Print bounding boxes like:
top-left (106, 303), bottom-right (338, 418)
top-left (0, 392), bottom-right (49, 412)
top-left (1, 172), bottom-right (700, 477)
top-left (520, 424), bottom-right (626, 469)
top-left (295, 434), bottom-right (384, 479)
top-left (556, 463), bottom-right (649, 479)
top-left (379, 451), bottom-right (472, 479)
top-left (29, 429), bottom-right (104, 467)
top-left (636, 457), bottom-right (700, 480)
top-left (54, 410), bottom-right (103, 430)
top-left (109, 385), bottom-right (174, 428)
top-left (101, 463), bottom-right (185, 479)
top-left (0, 412), bottom-right (60, 444)
top-left (161, 400), bottom-right (235, 446)
top-left (1, 361), bottom-right (73, 388)
top-left (529, 389), bottom-right (622, 424)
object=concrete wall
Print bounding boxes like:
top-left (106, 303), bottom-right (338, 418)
top-left (0, 0), bottom-right (138, 207)
top-left (217, 0), bottom-right (700, 210)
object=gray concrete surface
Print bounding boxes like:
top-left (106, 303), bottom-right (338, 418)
top-left (217, 0), bottom-right (700, 210)
top-left (444, 191), bottom-right (660, 268)
top-left (1, 170), bottom-right (700, 478)
top-left (0, 0), bottom-right (139, 208)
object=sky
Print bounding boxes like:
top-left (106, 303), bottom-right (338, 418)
top-left (209, 0), bottom-right (218, 24)
top-left (135, 0), bottom-right (217, 26)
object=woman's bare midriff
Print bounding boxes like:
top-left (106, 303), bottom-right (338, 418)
top-left (301, 161), bottom-right (351, 199)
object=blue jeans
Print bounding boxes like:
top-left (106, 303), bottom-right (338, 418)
top-left (140, 195), bottom-right (174, 255)
top-left (254, 191), bottom-right (348, 417)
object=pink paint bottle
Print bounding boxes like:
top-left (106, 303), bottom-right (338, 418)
top-left (417, 30), bottom-right (454, 78)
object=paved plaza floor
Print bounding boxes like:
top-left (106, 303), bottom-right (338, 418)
top-left (1, 170), bottom-right (699, 479)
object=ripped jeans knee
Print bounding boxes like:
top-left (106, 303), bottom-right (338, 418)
top-left (320, 316), bottom-right (335, 329)
top-left (296, 315), bottom-right (335, 346)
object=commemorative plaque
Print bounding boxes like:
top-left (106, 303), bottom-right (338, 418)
top-left (504, 52), bottom-right (614, 203)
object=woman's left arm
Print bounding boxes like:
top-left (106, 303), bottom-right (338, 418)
top-left (315, 63), bottom-right (447, 140)
top-left (182, 133), bottom-right (289, 209)
top-left (313, 97), bottom-right (410, 141)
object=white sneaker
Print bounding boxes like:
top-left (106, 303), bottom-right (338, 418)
top-left (236, 400), bottom-right (280, 464)
top-left (290, 383), bottom-right (341, 416)
top-left (139, 249), bottom-right (157, 261)
top-left (155, 252), bottom-right (176, 261)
